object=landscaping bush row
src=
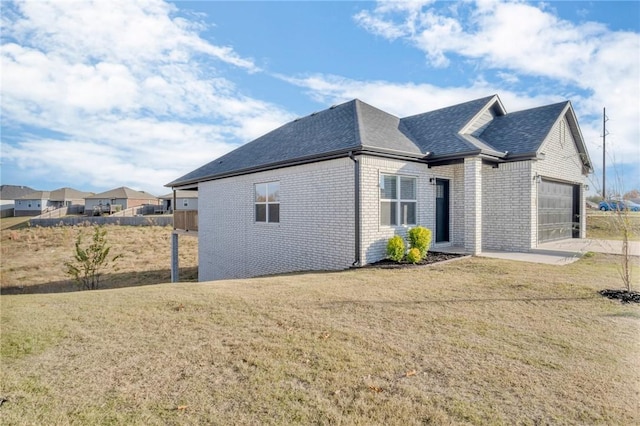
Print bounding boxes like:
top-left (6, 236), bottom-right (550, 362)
top-left (386, 226), bottom-right (432, 264)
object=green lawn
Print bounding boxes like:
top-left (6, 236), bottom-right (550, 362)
top-left (1, 253), bottom-right (638, 425)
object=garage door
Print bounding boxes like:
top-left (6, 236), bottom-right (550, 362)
top-left (538, 179), bottom-right (580, 243)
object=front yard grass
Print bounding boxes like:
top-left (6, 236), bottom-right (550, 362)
top-left (1, 252), bottom-right (638, 425)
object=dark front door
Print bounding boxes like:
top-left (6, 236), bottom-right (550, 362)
top-left (436, 179), bottom-right (450, 243)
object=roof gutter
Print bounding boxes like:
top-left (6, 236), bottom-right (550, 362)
top-left (348, 151), bottom-right (361, 267)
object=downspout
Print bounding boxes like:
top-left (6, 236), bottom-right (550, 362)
top-left (349, 151), bottom-right (361, 267)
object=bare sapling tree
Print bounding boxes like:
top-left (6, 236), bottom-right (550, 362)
top-left (590, 161), bottom-right (638, 295)
top-left (611, 205), bottom-right (635, 292)
top-left (64, 225), bottom-right (122, 290)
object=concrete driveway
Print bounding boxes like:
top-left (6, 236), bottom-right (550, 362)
top-left (477, 238), bottom-right (639, 265)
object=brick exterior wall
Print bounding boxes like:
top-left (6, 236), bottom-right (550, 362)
top-left (482, 161), bottom-right (534, 251)
top-left (359, 156), bottom-right (433, 264)
top-left (533, 115), bottom-right (588, 240)
top-left (464, 157), bottom-right (483, 254)
top-left (358, 156), bottom-right (465, 264)
top-left (198, 157), bottom-right (355, 281)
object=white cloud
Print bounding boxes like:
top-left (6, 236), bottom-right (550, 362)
top-left (354, 0), bottom-right (640, 174)
top-left (0, 0), bottom-right (292, 194)
top-left (280, 73), bottom-right (562, 118)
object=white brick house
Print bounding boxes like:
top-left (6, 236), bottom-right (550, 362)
top-left (168, 95), bottom-right (592, 281)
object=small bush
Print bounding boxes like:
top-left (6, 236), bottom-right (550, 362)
top-left (64, 225), bottom-right (122, 290)
top-left (386, 235), bottom-right (405, 262)
top-left (407, 226), bottom-right (432, 258)
top-left (406, 248), bottom-right (422, 264)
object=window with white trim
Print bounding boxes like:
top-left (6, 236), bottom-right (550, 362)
top-left (380, 174), bottom-right (416, 226)
top-left (255, 182), bottom-right (280, 223)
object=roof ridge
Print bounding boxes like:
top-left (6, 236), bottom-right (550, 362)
top-left (401, 95), bottom-right (495, 120)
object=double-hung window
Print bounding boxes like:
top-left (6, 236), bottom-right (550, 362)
top-left (255, 182), bottom-right (280, 223)
top-left (380, 174), bottom-right (416, 226)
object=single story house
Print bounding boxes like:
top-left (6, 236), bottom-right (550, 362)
top-left (168, 94), bottom-right (592, 281)
top-left (14, 187), bottom-right (92, 216)
top-left (84, 187), bottom-right (160, 215)
top-left (0, 185), bottom-right (35, 218)
top-left (158, 191), bottom-right (198, 213)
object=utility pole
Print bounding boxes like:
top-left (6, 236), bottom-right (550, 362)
top-left (602, 107), bottom-right (608, 199)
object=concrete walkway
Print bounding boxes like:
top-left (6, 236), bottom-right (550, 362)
top-left (436, 239), bottom-right (639, 266)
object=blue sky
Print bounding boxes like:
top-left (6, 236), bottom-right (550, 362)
top-left (1, 0), bottom-right (639, 197)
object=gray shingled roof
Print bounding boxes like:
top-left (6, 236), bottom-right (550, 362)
top-left (169, 95), bottom-right (587, 187)
top-left (168, 100), bottom-right (421, 186)
top-left (399, 95), bottom-right (496, 157)
top-left (0, 185), bottom-right (36, 200)
top-left (49, 187), bottom-right (93, 201)
top-left (480, 102), bottom-right (568, 155)
top-left (86, 187), bottom-right (157, 200)
top-left (15, 191), bottom-right (50, 200)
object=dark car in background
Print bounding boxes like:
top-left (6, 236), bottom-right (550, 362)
top-left (599, 200), bottom-right (640, 212)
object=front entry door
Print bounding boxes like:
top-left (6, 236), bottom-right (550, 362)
top-left (436, 179), bottom-right (450, 243)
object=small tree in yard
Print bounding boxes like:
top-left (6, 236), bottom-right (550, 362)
top-left (64, 225), bottom-right (122, 290)
top-left (611, 207), bottom-right (636, 293)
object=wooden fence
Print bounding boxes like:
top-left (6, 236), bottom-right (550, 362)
top-left (174, 210), bottom-right (198, 231)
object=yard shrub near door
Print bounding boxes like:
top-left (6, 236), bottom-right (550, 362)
top-left (407, 226), bottom-right (432, 258)
top-left (386, 235), bottom-right (405, 262)
top-left (406, 248), bottom-right (421, 264)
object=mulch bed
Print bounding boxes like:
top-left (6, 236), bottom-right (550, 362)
top-left (598, 289), bottom-right (640, 304)
top-left (366, 251), bottom-right (467, 269)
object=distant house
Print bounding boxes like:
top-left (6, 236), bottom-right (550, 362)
top-left (0, 185), bottom-right (35, 218)
top-left (13, 187), bottom-right (92, 217)
top-left (168, 94), bottom-right (593, 281)
top-left (84, 187), bottom-right (160, 215)
top-left (14, 191), bottom-right (48, 217)
top-left (49, 187), bottom-right (93, 213)
top-left (158, 191), bottom-right (198, 213)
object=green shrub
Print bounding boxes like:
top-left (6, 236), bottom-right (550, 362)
top-left (406, 248), bottom-right (422, 264)
top-left (386, 235), bottom-right (405, 262)
top-left (407, 226), bottom-right (432, 258)
top-left (64, 225), bottom-right (122, 290)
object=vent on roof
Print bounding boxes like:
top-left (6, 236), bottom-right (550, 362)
top-left (310, 112), bottom-right (318, 116)
top-left (294, 118), bottom-right (300, 122)
top-left (329, 105), bottom-right (337, 109)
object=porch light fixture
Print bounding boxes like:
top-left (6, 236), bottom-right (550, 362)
top-left (429, 177), bottom-right (436, 185)
top-left (533, 174), bottom-right (542, 184)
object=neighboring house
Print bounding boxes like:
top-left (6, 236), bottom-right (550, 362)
top-left (168, 94), bottom-right (592, 281)
top-left (49, 187), bottom-right (93, 213)
top-left (0, 185), bottom-right (35, 218)
top-left (158, 191), bottom-right (198, 213)
top-left (84, 187), bottom-right (160, 215)
top-left (14, 191), bottom-right (49, 217)
top-left (13, 187), bottom-right (92, 216)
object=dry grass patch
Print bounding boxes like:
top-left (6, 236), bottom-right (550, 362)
top-left (1, 225), bottom-right (197, 293)
top-left (1, 254), bottom-right (639, 425)
top-left (587, 211), bottom-right (640, 241)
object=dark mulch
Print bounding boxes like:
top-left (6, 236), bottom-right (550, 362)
top-left (366, 251), bottom-right (467, 269)
top-left (598, 289), bottom-right (640, 304)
